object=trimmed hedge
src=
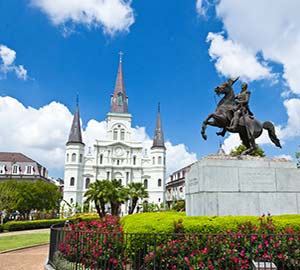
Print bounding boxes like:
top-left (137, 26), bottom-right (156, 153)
top-left (2, 215), bottom-right (99, 232)
top-left (121, 212), bottom-right (300, 234)
top-left (0, 225), bottom-right (3, 233)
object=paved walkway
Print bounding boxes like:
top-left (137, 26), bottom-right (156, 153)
top-left (0, 244), bottom-right (49, 270)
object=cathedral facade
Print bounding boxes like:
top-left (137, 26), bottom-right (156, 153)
top-left (63, 57), bottom-right (166, 215)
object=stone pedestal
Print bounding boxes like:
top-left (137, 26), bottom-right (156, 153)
top-left (186, 155), bottom-right (300, 216)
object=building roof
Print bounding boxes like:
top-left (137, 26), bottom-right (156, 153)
top-left (110, 54), bottom-right (128, 113)
top-left (0, 152), bottom-right (36, 163)
top-left (151, 104), bottom-right (166, 149)
top-left (67, 103), bottom-right (84, 145)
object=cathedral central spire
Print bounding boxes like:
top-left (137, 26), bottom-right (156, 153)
top-left (110, 52), bottom-right (128, 113)
top-left (152, 103), bottom-right (166, 149)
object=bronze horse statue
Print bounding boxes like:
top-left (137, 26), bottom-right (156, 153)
top-left (201, 78), bottom-right (281, 155)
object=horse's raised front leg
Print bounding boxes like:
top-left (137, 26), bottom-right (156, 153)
top-left (201, 113), bottom-right (214, 140)
top-left (216, 128), bottom-right (227, 137)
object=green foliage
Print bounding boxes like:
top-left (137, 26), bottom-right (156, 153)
top-left (0, 180), bottom-right (61, 219)
top-left (0, 224), bottom-right (3, 232)
top-left (172, 200), bottom-right (185, 211)
top-left (230, 144), bottom-right (265, 157)
top-left (127, 182), bottom-right (148, 214)
top-left (121, 212), bottom-right (300, 234)
top-left (143, 216), bottom-right (300, 270)
top-left (0, 181), bottom-right (17, 214)
top-left (2, 215), bottom-right (99, 231)
top-left (84, 179), bottom-right (129, 218)
top-left (296, 148), bottom-right (300, 168)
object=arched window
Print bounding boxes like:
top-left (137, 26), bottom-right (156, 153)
top-left (158, 156), bottom-right (162, 164)
top-left (66, 153), bottom-right (69, 162)
top-left (85, 178), bottom-right (90, 189)
top-left (71, 153), bottom-right (76, 162)
top-left (144, 179), bottom-right (148, 189)
top-left (120, 129), bottom-right (125, 141)
top-left (70, 177), bottom-right (75, 186)
top-left (158, 179), bottom-right (162, 187)
top-left (100, 154), bottom-right (103, 164)
top-left (70, 198), bottom-right (73, 204)
top-left (117, 92), bottom-right (123, 105)
top-left (117, 160), bottom-right (120, 165)
top-left (152, 157), bottom-right (155, 165)
top-left (113, 129), bottom-right (118, 140)
top-left (79, 154), bottom-right (83, 163)
top-left (133, 155), bottom-right (136, 165)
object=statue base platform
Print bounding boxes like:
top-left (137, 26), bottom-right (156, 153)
top-left (186, 155), bottom-right (300, 216)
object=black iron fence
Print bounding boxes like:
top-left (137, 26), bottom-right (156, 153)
top-left (47, 224), bottom-right (300, 270)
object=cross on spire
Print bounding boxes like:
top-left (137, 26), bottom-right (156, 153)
top-left (119, 51), bottom-right (123, 63)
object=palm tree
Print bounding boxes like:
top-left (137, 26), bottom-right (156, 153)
top-left (127, 182), bottom-right (149, 214)
top-left (107, 179), bottom-right (129, 216)
top-left (84, 180), bottom-right (110, 218)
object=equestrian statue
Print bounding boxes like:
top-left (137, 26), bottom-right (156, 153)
top-left (201, 77), bottom-right (281, 155)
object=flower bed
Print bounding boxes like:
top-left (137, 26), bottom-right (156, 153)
top-left (143, 218), bottom-right (300, 270)
top-left (53, 215), bottom-right (300, 270)
top-left (58, 216), bottom-right (127, 269)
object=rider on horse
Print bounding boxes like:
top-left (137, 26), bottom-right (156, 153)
top-left (228, 82), bottom-right (254, 132)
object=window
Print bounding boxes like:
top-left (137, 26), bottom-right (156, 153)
top-left (152, 157), bottom-right (155, 165)
top-left (120, 129), bottom-right (125, 141)
top-left (133, 155), bottom-right (136, 165)
top-left (79, 154), bottom-right (83, 163)
top-left (117, 92), bottom-right (123, 105)
top-left (71, 153), bottom-right (76, 162)
top-left (117, 160), bottom-right (120, 165)
top-left (158, 156), bottom-right (162, 164)
top-left (0, 165), bottom-right (5, 174)
top-left (113, 129), bottom-right (118, 140)
top-left (70, 177), bottom-right (75, 186)
top-left (70, 198), bottom-right (73, 204)
top-left (66, 153), bottom-right (69, 162)
top-left (26, 166), bottom-right (32, 174)
top-left (107, 171), bottom-right (110, 180)
top-left (85, 178), bottom-right (90, 189)
top-left (12, 165), bottom-right (19, 174)
top-left (158, 179), bottom-right (162, 187)
top-left (144, 179), bottom-right (148, 189)
top-left (100, 154), bottom-right (103, 164)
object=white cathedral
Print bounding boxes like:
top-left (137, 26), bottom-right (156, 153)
top-left (63, 56), bottom-right (166, 215)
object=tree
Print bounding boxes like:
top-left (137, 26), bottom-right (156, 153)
top-left (0, 181), bottom-right (17, 223)
top-left (127, 182), bottom-right (148, 214)
top-left (230, 144), bottom-right (265, 157)
top-left (84, 180), bottom-right (110, 218)
top-left (296, 147), bottom-right (300, 168)
top-left (107, 179), bottom-right (129, 216)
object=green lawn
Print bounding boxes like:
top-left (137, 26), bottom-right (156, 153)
top-left (0, 232), bottom-right (50, 252)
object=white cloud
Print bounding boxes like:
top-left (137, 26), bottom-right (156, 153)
top-left (206, 32), bottom-right (274, 82)
top-left (0, 45), bottom-right (28, 80)
top-left (165, 142), bottom-right (197, 175)
top-left (0, 96), bottom-right (72, 173)
top-left (280, 98), bottom-right (300, 139)
top-left (203, 0), bottom-right (300, 94)
top-left (275, 154), bottom-right (292, 161)
top-left (31, 0), bottom-right (135, 36)
top-left (0, 96), bottom-right (196, 177)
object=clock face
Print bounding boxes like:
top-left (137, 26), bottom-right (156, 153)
top-left (115, 146), bottom-right (124, 156)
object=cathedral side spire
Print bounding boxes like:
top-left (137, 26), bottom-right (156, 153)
top-left (151, 103), bottom-right (166, 149)
top-left (110, 52), bottom-right (128, 113)
top-left (67, 100), bottom-right (84, 145)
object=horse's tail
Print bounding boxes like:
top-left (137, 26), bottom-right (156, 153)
top-left (263, 121), bottom-right (281, 148)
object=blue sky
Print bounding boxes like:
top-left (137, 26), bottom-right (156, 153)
top-left (1, 0), bottom-right (300, 178)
